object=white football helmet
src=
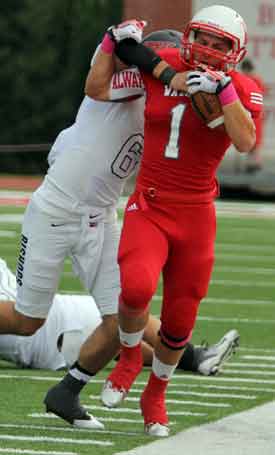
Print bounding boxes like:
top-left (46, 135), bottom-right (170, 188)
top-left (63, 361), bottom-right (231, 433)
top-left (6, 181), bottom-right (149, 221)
top-left (182, 5), bottom-right (247, 71)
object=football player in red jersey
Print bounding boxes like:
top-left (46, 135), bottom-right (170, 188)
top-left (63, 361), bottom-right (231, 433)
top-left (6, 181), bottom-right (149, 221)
top-left (84, 6), bottom-right (263, 437)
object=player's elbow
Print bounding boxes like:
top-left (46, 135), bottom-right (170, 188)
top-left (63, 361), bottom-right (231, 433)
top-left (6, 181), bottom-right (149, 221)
top-left (234, 131), bottom-right (256, 154)
top-left (85, 82), bottom-right (106, 101)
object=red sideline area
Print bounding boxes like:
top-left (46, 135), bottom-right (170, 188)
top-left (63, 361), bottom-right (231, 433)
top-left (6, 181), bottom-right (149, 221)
top-left (0, 176), bottom-right (42, 191)
top-left (0, 176), bottom-right (42, 206)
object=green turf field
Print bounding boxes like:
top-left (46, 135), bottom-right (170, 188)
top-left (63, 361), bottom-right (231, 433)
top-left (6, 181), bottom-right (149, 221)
top-left (0, 201), bottom-right (275, 455)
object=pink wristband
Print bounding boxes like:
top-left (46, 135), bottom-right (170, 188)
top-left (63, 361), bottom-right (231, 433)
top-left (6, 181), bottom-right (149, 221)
top-left (218, 82), bottom-right (239, 106)
top-left (101, 33), bottom-right (115, 55)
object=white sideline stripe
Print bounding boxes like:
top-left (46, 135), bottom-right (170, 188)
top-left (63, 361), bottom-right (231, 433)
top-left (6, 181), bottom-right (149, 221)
top-left (0, 370), bottom-right (275, 385)
top-left (156, 274), bottom-right (275, 286)
top-left (173, 374), bottom-right (275, 385)
top-left (60, 268), bottom-right (275, 282)
top-left (0, 374), bottom-right (61, 381)
top-left (101, 417), bottom-right (161, 425)
top-left (85, 405), bottom-right (206, 416)
top-left (0, 450), bottom-right (77, 455)
top-left (223, 369), bottom-right (275, 376)
top-left (63, 290), bottom-right (275, 305)
top-left (198, 316), bottom-right (275, 324)
top-left (129, 389), bottom-right (256, 400)
top-left (228, 362), bottom-right (275, 369)
top-left (88, 395), bottom-right (230, 408)
top-left (220, 225), bottom-right (275, 233)
top-left (0, 214), bottom-right (23, 223)
top-left (153, 295), bottom-right (274, 305)
top-left (0, 230), bottom-right (17, 238)
top-left (169, 383), bottom-right (275, 394)
top-left (29, 414), bottom-right (174, 425)
top-left (210, 279), bottom-right (275, 288)
top-left (114, 402), bottom-right (275, 455)
top-left (216, 253), bottom-right (275, 262)
top-left (204, 297), bottom-right (274, 305)
top-left (0, 435), bottom-right (112, 446)
top-left (216, 243), bottom-right (275, 252)
top-left (214, 265), bottom-right (275, 275)
top-left (4, 421), bottom-right (139, 436)
top-left (238, 347), bottom-right (275, 353)
top-left (242, 355), bottom-right (275, 361)
top-left (0, 191), bottom-right (33, 198)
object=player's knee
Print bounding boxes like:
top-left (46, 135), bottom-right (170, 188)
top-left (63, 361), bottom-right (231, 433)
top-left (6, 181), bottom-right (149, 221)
top-left (161, 306), bottom-right (196, 350)
top-left (13, 309), bottom-right (44, 336)
top-left (120, 264), bottom-right (156, 311)
top-left (159, 326), bottom-right (192, 350)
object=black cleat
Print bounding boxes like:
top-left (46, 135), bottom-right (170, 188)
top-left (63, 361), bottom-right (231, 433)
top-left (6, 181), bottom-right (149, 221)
top-left (44, 381), bottom-right (104, 429)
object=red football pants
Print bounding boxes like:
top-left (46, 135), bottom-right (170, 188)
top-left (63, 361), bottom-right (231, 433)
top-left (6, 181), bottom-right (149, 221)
top-left (118, 193), bottom-right (216, 346)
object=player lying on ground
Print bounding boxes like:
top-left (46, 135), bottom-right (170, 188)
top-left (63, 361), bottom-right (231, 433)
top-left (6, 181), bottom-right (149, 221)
top-left (0, 258), bottom-right (239, 374)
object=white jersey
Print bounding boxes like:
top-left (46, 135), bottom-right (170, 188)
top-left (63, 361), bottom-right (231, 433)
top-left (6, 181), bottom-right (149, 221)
top-left (34, 67), bottom-right (145, 215)
top-left (0, 294), bottom-right (102, 370)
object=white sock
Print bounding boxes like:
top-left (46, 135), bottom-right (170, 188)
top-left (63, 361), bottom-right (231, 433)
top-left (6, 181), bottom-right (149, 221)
top-left (69, 363), bottom-right (92, 383)
top-left (152, 354), bottom-right (178, 381)
top-left (119, 327), bottom-right (144, 347)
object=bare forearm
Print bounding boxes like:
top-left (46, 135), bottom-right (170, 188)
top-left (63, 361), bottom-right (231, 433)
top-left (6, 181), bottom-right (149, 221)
top-left (152, 62), bottom-right (188, 92)
top-left (223, 101), bottom-right (256, 152)
top-left (85, 49), bottom-right (116, 100)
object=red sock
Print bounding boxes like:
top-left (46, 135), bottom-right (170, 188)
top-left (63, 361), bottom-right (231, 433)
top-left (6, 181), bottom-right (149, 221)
top-left (120, 343), bottom-right (143, 366)
top-left (145, 371), bottom-right (168, 397)
top-left (141, 372), bottom-right (169, 425)
top-left (108, 344), bottom-right (143, 391)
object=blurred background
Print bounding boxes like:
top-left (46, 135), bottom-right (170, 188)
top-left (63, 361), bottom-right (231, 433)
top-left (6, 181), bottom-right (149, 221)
top-left (1, 0), bottom-right (275, 197)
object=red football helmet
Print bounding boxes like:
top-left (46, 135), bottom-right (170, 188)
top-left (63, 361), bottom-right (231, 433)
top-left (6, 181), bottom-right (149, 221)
top-left (182, 5), bottom-right (247, 71)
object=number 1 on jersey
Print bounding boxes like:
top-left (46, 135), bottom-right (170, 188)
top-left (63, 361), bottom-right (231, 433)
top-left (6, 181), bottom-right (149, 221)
top-left (164, 104), bottom-right (186, 159)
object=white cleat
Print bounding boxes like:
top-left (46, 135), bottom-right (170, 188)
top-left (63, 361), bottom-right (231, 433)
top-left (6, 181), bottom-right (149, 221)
top-left (145, 423), bottom-right (169, 437)
top-left (73, 414), bottom-right (104, 430)
top-left (0, 259), bottom-right (17, 301)
top-left (197, 329), bottom-right (240, 376)
top-left (101, 380), bottom-right (127, 408)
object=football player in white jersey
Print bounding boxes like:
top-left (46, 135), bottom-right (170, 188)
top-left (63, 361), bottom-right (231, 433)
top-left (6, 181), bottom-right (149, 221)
top-left (0, 21), bottom-right (150, 430)
top-left (0, 22), bottom-right (188, 429)
top-left (0, 256), bottom-right (239, 376)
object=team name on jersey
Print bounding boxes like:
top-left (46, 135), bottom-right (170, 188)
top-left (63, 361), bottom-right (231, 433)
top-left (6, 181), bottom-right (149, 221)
top-left (164, 86), bottom-right (186, 97)
top-left (112, 71), bottom-right (143, 89)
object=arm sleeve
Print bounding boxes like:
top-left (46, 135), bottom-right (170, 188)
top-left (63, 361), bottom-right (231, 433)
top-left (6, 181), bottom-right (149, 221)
top-left (115, 39), bottom-right (162, 73)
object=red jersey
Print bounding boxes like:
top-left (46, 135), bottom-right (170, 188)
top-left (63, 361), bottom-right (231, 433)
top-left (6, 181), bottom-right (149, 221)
top-left (248, 74), bottom-right (266, 94)
top-left (241, 73), bottom-right (266, 149)
top-left (137, 48), bottom-right (263, 202)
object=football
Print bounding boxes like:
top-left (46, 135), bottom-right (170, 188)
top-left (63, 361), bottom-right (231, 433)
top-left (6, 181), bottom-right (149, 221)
top-left (191, 91), bottom-right (224, 129)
